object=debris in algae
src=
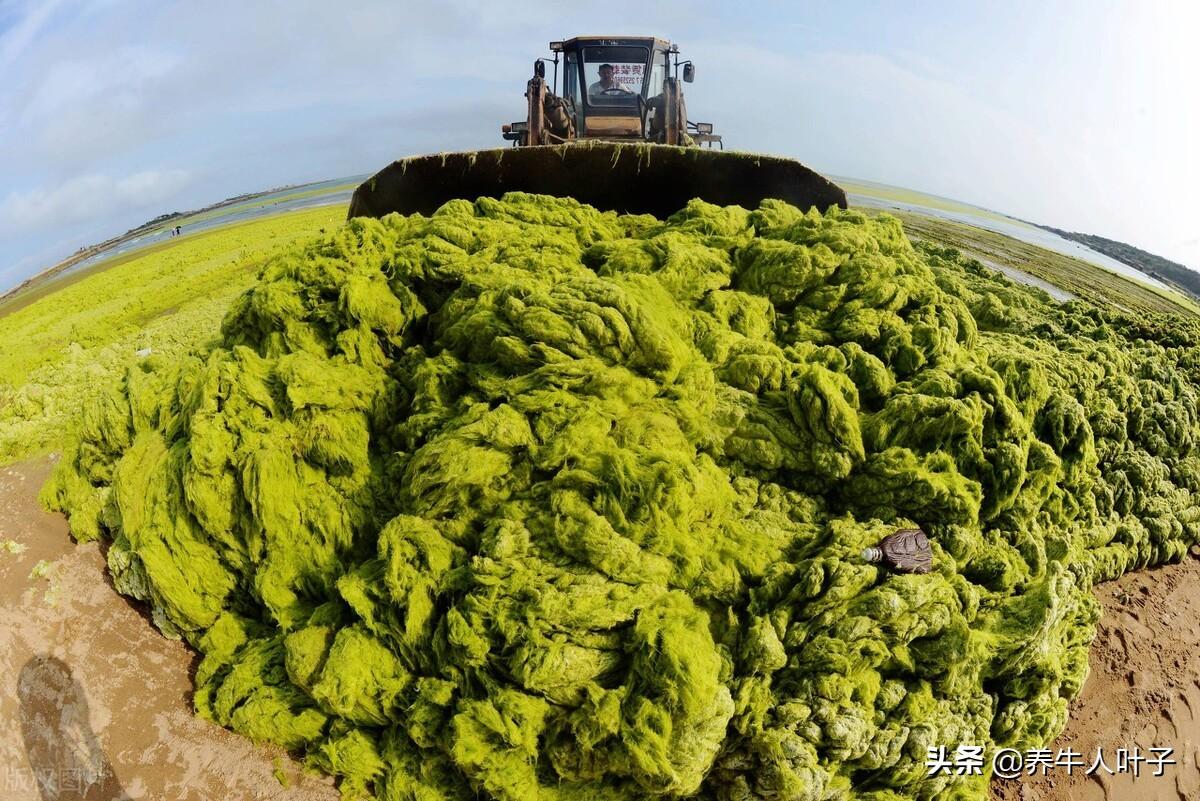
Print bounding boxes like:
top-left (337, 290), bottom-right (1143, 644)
top-left (1, 538), bottom-right (27, 555)
top-left (27, 557), bottom-right (61, 606)
top-left (42, 193), bottom-right (1200, 800)
top-left (861, 528), bottom-right (932, 573)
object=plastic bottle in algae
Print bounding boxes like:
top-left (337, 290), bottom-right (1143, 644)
top-left (862, 528), bottom-right (933, 574)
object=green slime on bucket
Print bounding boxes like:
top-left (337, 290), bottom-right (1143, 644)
top-left (43, 194), bottom-right (1200, 800)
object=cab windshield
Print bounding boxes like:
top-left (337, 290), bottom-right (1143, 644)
top-left (582, 45), bottom-right (648, 108)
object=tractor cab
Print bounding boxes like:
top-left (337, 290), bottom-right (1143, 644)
top-left (558, 36), bottom-right (666, 138)
top-left (502, 36), bottom-right (720, 147)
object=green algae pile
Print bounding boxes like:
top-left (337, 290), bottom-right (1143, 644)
top-left (0, 206), bottom-right (344, 465)
top-left (44, 194), bottom-right (1200, 800)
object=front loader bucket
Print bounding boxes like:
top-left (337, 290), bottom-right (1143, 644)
top-left (347, 142), bottom-right (847, 220)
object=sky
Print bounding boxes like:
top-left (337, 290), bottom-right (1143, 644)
top-left (1, 0), bottom-right (1198, 291)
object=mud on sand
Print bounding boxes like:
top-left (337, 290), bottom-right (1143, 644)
top-left (0, 456), bottom-right (337, 801)
top-left (2, 455), bottom-right (1198, 800)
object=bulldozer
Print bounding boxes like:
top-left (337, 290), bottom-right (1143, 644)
top-left (348, 36), bottom-right (847, 220)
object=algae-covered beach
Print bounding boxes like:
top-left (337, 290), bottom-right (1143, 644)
top-left (2, 181), bottom-right (1198, 800)
top-left (5, 4), bottom-right (1199, 799)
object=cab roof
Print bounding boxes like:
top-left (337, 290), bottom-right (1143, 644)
top-left (552, 36), bottom-right (676, 53)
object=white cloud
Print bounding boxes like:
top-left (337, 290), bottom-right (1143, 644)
top-left (0, 169), bottom-right (192, 232)
top-left (0, 0), bottom-right (65, 68)
top-left (13, 43), bottom-right (182, 163)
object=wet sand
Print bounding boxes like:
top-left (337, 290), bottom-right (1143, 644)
top-left (0, 457), bottom-right (338, 801)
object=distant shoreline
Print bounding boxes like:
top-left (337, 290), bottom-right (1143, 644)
top-left (1029, 222), bottom-right (1200, 302)
top-left (0, 182), bottom-right (313, 305)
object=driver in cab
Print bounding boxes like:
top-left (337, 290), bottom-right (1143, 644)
top-left (588, 63), bottom-right (632, 98)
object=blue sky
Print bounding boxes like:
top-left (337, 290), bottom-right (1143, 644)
top-left (1, 1), bottom-right (1197, 291)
